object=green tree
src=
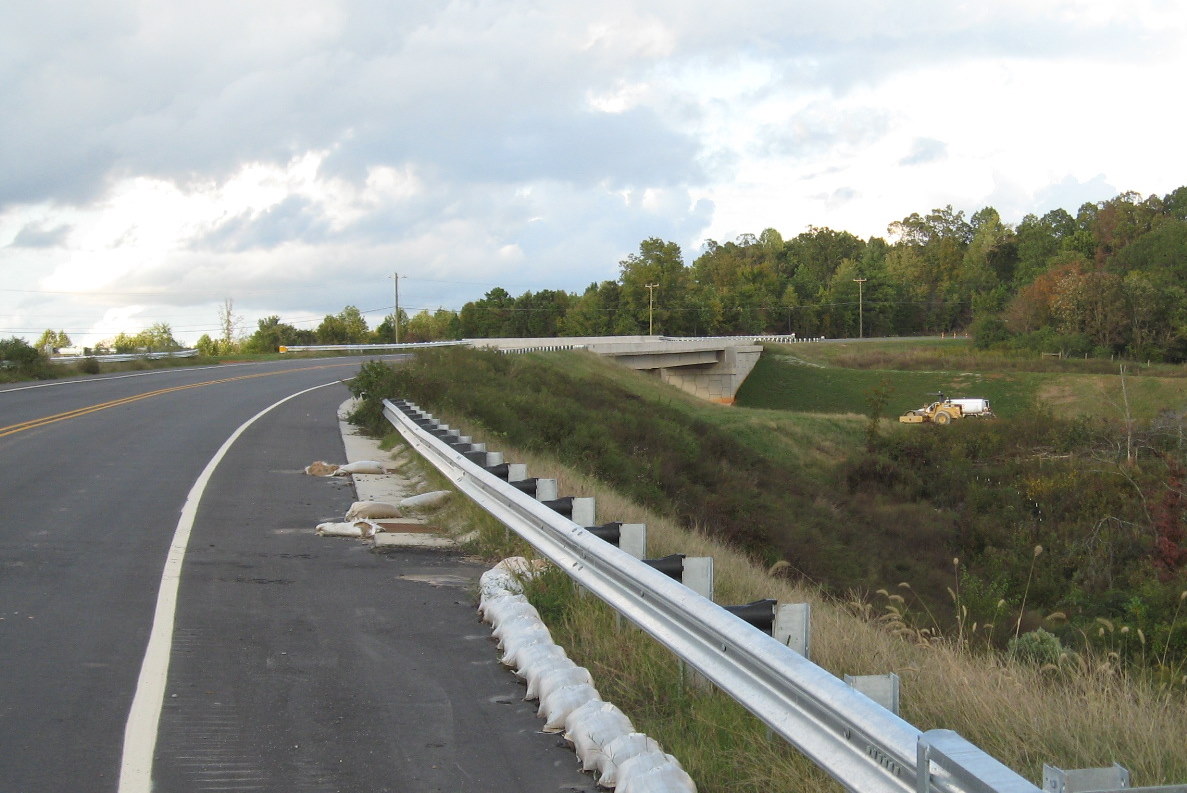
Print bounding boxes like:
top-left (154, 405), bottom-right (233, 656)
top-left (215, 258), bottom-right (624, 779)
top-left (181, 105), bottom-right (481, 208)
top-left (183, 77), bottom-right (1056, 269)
top-left (34, 329), bottom-right (72, 354)
top-left (0, 336), bottom-right (47, 375)
top-left (562, 282), bottom-right (621, 336)
top-left (618, 238), bottom-right (688, 335)
top-left (316, 306), bottom-right (369, 344)
top-left (195, 334), bottom-right (219, 356)
top-left (459, 288), bottom-right (516, 337)
top-left (244, 315), bottom-right (312, 352)
top-left (134, 322), bottom-right (180, 351)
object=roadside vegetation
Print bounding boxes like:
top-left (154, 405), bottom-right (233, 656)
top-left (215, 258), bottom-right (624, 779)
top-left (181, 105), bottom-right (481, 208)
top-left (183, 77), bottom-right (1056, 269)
top-left (349, 341), bottom-right (1187, 791)
top-left (351, 349), bottom-right (1187, 793)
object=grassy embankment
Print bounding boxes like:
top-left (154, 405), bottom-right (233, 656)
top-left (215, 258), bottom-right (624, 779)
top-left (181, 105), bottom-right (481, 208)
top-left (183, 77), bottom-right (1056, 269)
top-left (350, 343), bottom-right (1187, 793)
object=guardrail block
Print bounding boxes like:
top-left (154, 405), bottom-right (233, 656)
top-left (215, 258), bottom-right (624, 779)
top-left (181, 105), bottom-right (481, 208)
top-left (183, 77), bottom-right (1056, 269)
top-left (510, 477), bottom-right (556, 499)
top-left (619, 524), bottom-right (646, 558)
top-left (586, 522), bottom-right (646, 558)
top-left (774, 603), bottom-right (811, 658)
top-left (723, 599), bottom-right (777, 634)
top-left (845, 673), bottom-right (900, 715)
top-left (681, 557), bottom-right (713, 601)
top-left (1045, 765), bottom-right (1118, 793)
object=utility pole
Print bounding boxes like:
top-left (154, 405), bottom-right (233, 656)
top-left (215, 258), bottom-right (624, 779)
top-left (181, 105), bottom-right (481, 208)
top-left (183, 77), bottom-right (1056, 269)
top-left (391, 272), bottom-right (401, 345)
top-left (853, 278), bottom-right (867, 339)
top-left (645, 283), bottom-right (659, 336)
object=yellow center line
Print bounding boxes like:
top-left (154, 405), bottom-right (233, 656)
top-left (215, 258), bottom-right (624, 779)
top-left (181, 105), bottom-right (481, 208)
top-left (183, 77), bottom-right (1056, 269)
top-left (0, 363), bottom-right (357, 439)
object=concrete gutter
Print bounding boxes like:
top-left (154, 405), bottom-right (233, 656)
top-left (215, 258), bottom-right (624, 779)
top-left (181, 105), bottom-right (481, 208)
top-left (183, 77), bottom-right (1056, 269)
top-left (337, 400), bottom-right (460, 549)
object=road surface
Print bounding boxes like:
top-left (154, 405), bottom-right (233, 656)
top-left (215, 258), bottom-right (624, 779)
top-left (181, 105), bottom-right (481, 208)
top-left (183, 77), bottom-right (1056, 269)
top-left (0, 358), bottom-right (594, 792)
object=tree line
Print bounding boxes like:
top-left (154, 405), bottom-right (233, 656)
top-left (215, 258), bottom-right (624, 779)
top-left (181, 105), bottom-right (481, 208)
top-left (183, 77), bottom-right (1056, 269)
top-left (312, 185), bottom-right (1186, 362)
top-left (15, 185), bottom-right (1184, 362)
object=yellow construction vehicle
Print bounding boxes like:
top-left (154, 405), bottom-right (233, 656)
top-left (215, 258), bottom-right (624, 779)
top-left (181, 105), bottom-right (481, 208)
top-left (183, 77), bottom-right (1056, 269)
top-left (899, 392), bottom-right (994, 425)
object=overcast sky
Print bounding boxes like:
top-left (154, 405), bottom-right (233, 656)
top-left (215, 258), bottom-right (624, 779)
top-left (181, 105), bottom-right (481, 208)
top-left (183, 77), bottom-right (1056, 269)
top-left (2, 0), bottom-right (1185, 347)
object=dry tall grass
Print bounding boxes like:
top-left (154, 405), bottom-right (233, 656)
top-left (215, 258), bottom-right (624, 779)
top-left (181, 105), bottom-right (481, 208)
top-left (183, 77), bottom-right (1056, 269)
top-left (384, 416), bottom-right (1187, 791)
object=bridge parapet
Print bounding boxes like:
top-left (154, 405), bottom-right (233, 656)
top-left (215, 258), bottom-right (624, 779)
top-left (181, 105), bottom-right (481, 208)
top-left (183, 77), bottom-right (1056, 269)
top-left (475, 336), bottom-right (774, 405)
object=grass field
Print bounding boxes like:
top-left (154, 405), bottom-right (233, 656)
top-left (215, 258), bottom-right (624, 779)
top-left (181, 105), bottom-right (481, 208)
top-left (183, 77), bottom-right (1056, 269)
top-left (737, 340), bottom-right (1187, 422)
top-left (372, 397), bottom-right (1187, 793)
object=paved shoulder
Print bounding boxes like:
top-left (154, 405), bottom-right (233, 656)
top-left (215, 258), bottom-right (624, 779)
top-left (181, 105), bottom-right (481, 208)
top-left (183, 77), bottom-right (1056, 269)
top-left (152, 387), bottom-right (595, 792)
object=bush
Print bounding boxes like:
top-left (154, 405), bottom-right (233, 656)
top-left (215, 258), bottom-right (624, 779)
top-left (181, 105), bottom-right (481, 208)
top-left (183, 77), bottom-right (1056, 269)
top-left (0, 337), bottom-right (49, 378)
top-left (76, 356), bottom-right (101, 375)
top-left (1008, 628), bottom-right (1068, 666)
top-left (970, 315), bottom-right (1012, 350)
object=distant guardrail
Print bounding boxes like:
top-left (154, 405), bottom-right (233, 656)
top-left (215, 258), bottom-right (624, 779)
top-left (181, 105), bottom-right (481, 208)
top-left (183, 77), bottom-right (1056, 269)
top-left (278, 341), bottom-right (467, 353)
top-left (658, 334), bottom-right (823, 343)
top-left (50, 349), bottom-right (199, 364)
top-left (279, 335), bottom-right (825, 356)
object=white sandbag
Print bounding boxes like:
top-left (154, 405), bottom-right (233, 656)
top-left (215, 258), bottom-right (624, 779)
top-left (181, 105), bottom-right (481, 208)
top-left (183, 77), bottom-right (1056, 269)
top-left (512, 643), bottom-right (570, 685)
top-left (486, 598), bottom-right (542, 628)
top-left (617, 764), bottom-right (697, 793)
top-left (492, 612), bottom-right (548, 648)
top-left (315, 520), bottom-right (379, 538)
top-left (538, 682), bottom-right (600, 732)
top-left (479, 593), bottom-right (535, 624)
top-left (305, 460), bottom-right (339, 476)
top-left (494, 556), bottom-right (547, 577)
top-left (520, 653), bottom-right (577, 698)
top-left (344, 501), bottom-right (402, 520)
top-left (564, 702), bottom-right (634, 774)
top-left (333, 460), bottom-right (386, 475)
top-left (499, 624), bottom-right (555, 668)
top-left (480, 568), bottom-right (524, 600)
top-left (534, 665), bottom-right (594, 704)
top-left (399, 490), bottom-right (452, 509)
top-left (599, 735), bottom-right (665, 789)
top-left (478, 590), bottom-right (524, 621)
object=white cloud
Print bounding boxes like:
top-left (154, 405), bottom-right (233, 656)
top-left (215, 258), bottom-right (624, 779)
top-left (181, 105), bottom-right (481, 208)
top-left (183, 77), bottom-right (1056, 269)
top-left (2, 0), bottom-right (1186, 343)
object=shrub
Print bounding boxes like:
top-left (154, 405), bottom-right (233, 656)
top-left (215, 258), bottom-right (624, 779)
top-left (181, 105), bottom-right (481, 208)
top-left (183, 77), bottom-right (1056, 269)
top-left (1008, 628), bottom-right (1068, 667)
top-left (0, 337), bottom-right (50, 378)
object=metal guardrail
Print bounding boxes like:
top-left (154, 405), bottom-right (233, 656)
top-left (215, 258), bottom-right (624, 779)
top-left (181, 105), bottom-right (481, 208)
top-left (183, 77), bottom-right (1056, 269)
top-left (50, 349), bottom-right (199, 364)
top-left (279, 337), bottom-right (821, 355)
top-left (497, 344), bottom-right (588, 354)
top-left (383, 398), bottom-right (1042, 793)
top-left (658, 334), bottom-right (823, 343)
top-left (278, 341), bottom-right (467, 353)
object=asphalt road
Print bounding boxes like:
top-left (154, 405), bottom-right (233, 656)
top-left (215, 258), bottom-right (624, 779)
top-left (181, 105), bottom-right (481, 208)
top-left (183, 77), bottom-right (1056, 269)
top-left (0, 358), bottom-right (595, 793)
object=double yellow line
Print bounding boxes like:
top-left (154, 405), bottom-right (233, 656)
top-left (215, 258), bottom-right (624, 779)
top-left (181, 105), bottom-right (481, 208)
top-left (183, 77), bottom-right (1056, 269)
top-left (0, 363), bottom-right (355, 439)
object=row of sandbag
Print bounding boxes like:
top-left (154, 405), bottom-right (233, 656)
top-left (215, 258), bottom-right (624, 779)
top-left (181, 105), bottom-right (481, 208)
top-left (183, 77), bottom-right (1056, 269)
top-left (315, 492), bottom-right (453, 538)
top-left (479, 558), bottom-right (697, 793)
top-left (305, 459), bottom-right (389, 476)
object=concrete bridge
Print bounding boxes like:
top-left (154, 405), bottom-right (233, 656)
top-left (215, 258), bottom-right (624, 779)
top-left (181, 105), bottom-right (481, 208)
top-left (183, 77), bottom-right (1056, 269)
top-left (470, 335), bottom-right (803, 405)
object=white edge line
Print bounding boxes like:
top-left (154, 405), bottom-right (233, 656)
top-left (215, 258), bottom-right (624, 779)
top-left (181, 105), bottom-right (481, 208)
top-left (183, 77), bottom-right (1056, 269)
top-left (117, 380), bottom-right (340, 792)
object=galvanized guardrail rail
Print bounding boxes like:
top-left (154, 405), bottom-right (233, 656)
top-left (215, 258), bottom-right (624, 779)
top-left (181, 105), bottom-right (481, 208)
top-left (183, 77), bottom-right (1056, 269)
top-left (383, 397), bottom-right (1056, 793)
top-left (50, 349), bottom-right (199, 364)
top-left (278, 341), bottom-right (467, 353)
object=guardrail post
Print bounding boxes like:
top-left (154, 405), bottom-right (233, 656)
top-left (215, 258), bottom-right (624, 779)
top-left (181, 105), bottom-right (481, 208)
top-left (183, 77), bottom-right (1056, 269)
top-left (845, 673), bottom-right (900, 715)
top-left (509, 477), bottom-right (556, 499)
top-left (774, 603), bottom-right (811, 658)
top-left (681, 557), bottom-right (713, 601)
top-left (541, 496), bottom-right (596, 526)
top-left (619, 524), bottom-right (646, 558)
top-left (679, 557), bottom-right (714, 690)
top-left (1042, 764), bottom-right (1130, 793)
top-left (484, 462), bottom-right (528, 482)
top-left (585, 523), bottom-right (646, 558)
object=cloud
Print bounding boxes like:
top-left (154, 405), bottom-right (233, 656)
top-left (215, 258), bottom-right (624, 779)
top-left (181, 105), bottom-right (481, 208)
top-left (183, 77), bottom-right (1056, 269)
top-left (9, 222), bottom-right (73, 248)
top-left (900, 138), bottom-right (949, 166)
top-left (1, 0), bottom-right (1185, 345)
